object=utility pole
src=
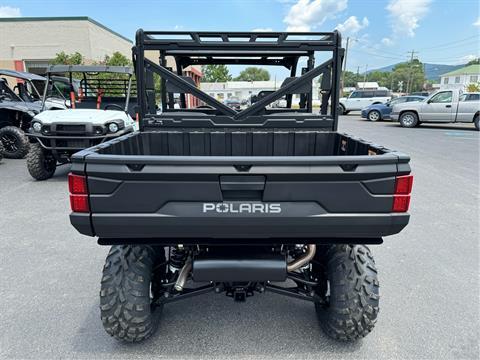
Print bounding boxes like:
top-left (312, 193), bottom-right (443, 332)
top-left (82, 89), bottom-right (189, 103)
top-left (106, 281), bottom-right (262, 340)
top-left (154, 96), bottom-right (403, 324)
top-left (363, 64), bottom-right (368, 89)
top-left (406, 50), bottom-right (418, 94)
top-left (341, 37), bottom-right (350, 95)
top-left (356, 66), bottom-right (360, 78)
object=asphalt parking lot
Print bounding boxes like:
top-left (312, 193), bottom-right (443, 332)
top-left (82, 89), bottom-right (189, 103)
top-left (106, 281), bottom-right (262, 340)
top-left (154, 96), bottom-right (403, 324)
top-left (0, 115), bottom-right (478, 360)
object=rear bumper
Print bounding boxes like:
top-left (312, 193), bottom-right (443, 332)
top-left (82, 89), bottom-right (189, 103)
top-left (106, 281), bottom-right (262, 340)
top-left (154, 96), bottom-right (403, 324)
top-left (70, 212), bottom-right (409, 244)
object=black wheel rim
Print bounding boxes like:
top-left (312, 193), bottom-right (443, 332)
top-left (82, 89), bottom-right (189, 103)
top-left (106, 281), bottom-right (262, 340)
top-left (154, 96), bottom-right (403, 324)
top-left (1, 134), bottom-right (19, 154)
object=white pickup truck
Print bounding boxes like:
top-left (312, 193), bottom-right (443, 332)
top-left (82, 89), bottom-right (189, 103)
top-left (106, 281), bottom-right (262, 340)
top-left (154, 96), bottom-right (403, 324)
top-left (391, 90), bottom-right (479, 130)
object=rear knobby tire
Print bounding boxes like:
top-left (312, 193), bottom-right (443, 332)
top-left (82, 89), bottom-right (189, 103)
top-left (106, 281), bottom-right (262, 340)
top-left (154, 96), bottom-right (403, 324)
top-left (100, 245), bottom-right (166, 342)
top-left (0, 126), bottom-right (30, 159)
top-left (26, 143), bottom-right (56, 180)
top-left (315, 245), bottom-right (379, 342)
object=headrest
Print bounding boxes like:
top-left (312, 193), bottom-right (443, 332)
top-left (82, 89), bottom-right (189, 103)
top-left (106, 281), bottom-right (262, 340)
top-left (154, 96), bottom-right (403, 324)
top-left (280, 77), bottom-right (311, 93)
top-left (166, 76), bottom-right (196, 93)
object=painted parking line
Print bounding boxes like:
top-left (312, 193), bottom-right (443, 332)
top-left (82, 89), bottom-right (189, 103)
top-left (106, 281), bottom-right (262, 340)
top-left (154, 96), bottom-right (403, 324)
top-left (443, 131), bottom-right (478, 139)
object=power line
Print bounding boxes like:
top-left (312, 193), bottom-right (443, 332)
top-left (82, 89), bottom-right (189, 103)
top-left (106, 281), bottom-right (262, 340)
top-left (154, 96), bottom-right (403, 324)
top-left (423, 55), bottom-right (475, 61)
top-left (349, 48), bottom-right (406, 60)
top-left (421, 35), bottom-right (479, 50)
top-left (351, 37), bottom-right (405, 57)
top-left (421, 39), bottom-right (480, 53)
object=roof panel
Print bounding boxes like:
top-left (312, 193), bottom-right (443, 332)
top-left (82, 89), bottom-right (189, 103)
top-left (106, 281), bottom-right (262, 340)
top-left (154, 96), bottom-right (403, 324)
top-left (0, 69), bottom-right (46, 81)
top-left (441, 64), bottom-right (480, 77)
top-left (47, 65), bottom-right (133, 75)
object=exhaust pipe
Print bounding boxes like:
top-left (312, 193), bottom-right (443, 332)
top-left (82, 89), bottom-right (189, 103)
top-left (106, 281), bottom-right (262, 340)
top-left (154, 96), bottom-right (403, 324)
top-left (176, 245), bottom-right (315, 287)
top-left (287, 244), bottom-right (316, 272)
top-left (174, 258), bottom-right (192, 291)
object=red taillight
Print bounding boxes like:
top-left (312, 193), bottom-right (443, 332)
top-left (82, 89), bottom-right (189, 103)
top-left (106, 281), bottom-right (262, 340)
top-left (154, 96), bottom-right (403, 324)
top-left (392, 195), bottom-right (410, 212)
top-left (395, 175), bottom-right (413, 195)
top-left (68, 173), bottom-right (89, 213)
top-left (392, 174), bottom-right (413, 212)
top-left (70, 195), bottom-right (90, 212)
top-left (68, 173), bottom-right (87, 194)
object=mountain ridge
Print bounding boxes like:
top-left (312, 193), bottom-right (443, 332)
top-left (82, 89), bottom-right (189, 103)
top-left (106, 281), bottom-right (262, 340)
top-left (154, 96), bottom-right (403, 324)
top-left (367, 63), bottom-right (465, 81)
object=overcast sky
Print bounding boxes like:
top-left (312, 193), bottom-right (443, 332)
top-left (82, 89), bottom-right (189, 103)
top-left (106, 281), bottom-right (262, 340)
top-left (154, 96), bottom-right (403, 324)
top-left (1, 0), bottom-right (479, 76)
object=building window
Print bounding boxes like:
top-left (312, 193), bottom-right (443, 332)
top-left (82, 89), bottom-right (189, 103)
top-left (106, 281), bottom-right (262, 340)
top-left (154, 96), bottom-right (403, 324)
top-left (24, 60), bottom-right (50, 75)
top-left (443, 77), bottom-right (449, 84)
top-left (455, 76), bottom-right (460, 84)
top-left (470, 75), bottom-right (478, 83)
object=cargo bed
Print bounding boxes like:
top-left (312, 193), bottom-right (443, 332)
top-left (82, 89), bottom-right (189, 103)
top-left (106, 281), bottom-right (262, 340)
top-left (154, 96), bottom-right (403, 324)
top-left (70, 130), bottom-right (411, 244)
top-left (95, 130), bottom-right (389, 157)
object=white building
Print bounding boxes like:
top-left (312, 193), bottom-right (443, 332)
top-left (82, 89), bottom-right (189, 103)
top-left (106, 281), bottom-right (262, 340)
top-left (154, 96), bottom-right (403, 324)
top-left (356, 82), bottom-right (379, 90)
top-left (200, 80), bottom-right (283, 101)
top-left (440, 64), bottom-right (480, 90)
top-left (0, 17), bottom-right (133, 75)
top-left (200, 80), bottom-right (322, 103)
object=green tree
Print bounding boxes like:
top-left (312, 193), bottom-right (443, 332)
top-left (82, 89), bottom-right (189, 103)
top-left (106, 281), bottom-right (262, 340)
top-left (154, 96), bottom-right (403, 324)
top-left (234, 67), bottom-right (270, 81)
top-left (367, 71), bottom-right (391, 88)
top-left (342, 70), bottom-right (361, 87)
top-left (466, 58), bottom-right (480, 65)
top-left (50, 51), bottom-right (84, 65)
top-left (201, 64), bottom-right (232, 82)
top-left (466, 83), bottom-right (480, 92)
top-left (390, 59), bottom-right (426, 93)
top-left (99, 52), bottom-right (131, 66)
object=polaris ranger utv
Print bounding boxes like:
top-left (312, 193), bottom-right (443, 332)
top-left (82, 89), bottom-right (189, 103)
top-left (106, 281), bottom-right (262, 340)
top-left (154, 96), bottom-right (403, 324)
top-left (69, 30), bottom-right (413, 343)
top-left (26, 65), bottom-right (137, 180)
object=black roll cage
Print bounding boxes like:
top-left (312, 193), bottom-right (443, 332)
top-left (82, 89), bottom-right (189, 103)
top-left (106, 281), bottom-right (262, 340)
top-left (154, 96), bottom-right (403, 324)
top-left (0, 70), bottom-right (45, 102)
top-left (133, 30), bottom-right (344, 131)
top-left (41, 65), bottom-right (134, 112)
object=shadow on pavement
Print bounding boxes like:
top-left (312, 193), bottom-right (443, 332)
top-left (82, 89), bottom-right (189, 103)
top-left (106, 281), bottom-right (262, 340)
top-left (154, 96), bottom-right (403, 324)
top-left (71, 295), bottom-right (363, 358)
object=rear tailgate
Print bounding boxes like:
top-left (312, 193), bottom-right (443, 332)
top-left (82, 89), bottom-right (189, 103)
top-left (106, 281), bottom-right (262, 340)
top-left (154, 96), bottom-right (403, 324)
top-left (70, 151), bottom-right (411, 242)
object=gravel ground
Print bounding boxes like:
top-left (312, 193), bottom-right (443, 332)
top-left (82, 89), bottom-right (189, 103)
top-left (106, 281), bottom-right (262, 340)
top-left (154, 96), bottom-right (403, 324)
top-left (0, 115), bottom-right (478, 360)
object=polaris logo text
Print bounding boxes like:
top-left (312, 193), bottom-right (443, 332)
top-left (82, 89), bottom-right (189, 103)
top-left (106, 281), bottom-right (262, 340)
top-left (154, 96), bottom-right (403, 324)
top-left (203, 203), bottom-right (282, 214)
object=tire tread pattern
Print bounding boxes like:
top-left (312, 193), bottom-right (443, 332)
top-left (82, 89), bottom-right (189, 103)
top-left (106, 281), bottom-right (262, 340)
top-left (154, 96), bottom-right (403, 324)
top-left (316, 244), bottom-right (379, 342)
top-left (0, 126), bottom-right (30, 159)
top-left (100, 245), bottom-right (161, 342)
top-left (26, 143), bottom-right (56, 180)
